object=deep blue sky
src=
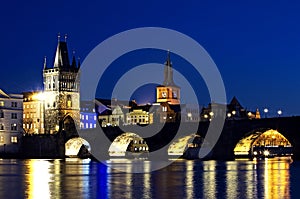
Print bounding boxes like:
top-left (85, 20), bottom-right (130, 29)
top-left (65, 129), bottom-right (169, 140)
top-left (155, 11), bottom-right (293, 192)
top-left (1, 1), bottom-right (300, 116)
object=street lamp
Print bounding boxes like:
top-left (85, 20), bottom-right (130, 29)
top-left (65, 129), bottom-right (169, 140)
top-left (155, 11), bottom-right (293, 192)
top-left (263, 108), bottom-right (268, 118)
top-left (248, 112), bottom-right (252, 119)
top-left (277, 110), bottom-right (282, 117)
top-left (227, 113), bottom-right (232, 118)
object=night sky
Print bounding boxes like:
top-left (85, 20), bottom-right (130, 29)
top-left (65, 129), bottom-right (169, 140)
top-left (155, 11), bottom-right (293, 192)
top-left (1, 1), bottom-right (300, 116)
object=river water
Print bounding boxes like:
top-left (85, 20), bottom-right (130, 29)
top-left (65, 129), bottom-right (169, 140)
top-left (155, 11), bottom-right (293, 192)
top-left (0, 158), bottom-right (299, 198)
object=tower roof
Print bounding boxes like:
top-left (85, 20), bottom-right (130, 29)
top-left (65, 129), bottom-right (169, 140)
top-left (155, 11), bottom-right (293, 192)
top-left (54, 40), bottom-right (70, 68)
top-left (163, 50), bottom-right (177, 86)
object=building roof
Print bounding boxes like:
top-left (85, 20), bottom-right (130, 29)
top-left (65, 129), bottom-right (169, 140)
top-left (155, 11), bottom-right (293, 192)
top-left (0, 89), bottom-right (10, 98)
top-left (44, 35), bottom-right (79, 71)
top-left (163, 51), bottom-right (179, 87)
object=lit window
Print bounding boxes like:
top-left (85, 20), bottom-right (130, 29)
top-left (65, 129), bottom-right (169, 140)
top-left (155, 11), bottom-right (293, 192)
top-left (162, 106), bottom-right (167, 112)
top-left (94, 116), bottom-right (96, 121)
top-left (90, 123), bottom-right (93, 128)
top-left (86, 115), bottom-right (88, 120)
top-left (85, 123), bottom-right (88, 129)
top-left (94, 124), bottom-right (96, 128)
top-left (0, 136), bottom-right (4, 143)
top-left (0, 101), bottom-right (4, 106)
top-left (23, 114), bottom-right (25, 119)
top-left (67, 95), bottom-right (72, 108)
top-left (11, 123), bottom-right (17, 131)
top-left (11, 136), bottom-right (18, 143)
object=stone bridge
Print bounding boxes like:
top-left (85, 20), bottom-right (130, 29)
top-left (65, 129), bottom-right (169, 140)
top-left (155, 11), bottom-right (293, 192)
top-left (21, 116), bottom-right (300, 160)
top-left (73, 116), bottom-right (300, 160)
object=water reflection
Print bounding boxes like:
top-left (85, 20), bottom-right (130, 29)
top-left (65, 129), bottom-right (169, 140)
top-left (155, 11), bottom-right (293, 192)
top-left (0, 158), bottom-right (294, 198)
top-left (26, 160), bottom-right (51, 199)
top-left (262, 158), bottom-right (291, 199)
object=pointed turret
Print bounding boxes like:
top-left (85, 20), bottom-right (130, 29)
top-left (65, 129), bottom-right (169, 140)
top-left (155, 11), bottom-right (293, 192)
top-left (163, 50), bottom-right (175, 86)
top-left (54, 34), bottom-right (70, 68)
top-left (43, 56), bottom-right (47, 70)
top-left (77, 57), bottom-right (81, 69)
top-left (71, 50), bottom-right (77, 68)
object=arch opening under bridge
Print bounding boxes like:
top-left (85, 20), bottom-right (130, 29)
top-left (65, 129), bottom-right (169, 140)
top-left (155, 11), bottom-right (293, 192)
top-left (234, 129), bottom-right (293, 158)
top-left (108, 132), bottom-right (149, 157)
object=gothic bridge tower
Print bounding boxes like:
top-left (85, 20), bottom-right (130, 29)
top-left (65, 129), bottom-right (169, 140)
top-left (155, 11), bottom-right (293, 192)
top-left (43, 35), bottom-right (80, 134)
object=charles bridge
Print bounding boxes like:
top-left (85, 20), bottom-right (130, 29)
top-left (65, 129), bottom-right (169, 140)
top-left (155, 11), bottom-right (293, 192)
top-left (20, 116), bottom-right (300, 160)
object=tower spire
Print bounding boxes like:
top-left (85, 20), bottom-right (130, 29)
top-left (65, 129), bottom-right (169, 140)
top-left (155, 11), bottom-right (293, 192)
top-left (43, 56), bottom-right (47, 69)
top-left (163, 50), bottom-right (175, 86)
top-left (71, 50), bottom-right (77, 68)
top-left (166, 49), bottom-right (171, 66)
top-left (77, 57), bottom-right (81, 68)
top-left (54, 34), bottom-right (70, 68)
top-left (57, 33), bottom-right (61, 42)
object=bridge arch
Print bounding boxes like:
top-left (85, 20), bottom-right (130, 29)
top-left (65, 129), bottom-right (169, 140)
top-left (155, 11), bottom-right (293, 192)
top-left (234, 129), bottom-right (293, 158)
top-left (108, 132), bottom-right (148, 157)
top-left (65, 137), bottom-right (91, 157)
top-left (168, 134), bottom-right (206, 156)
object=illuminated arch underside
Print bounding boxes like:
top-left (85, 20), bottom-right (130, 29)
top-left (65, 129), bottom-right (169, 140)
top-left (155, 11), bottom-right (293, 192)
top-left (65, 137), bottom-right (91, 157)
top-left (108, 132), bottom-right (146, 157)
top-left (168, 134), bottom-right (202, 156)
top-left (234, 129), bottom-right (292, 156)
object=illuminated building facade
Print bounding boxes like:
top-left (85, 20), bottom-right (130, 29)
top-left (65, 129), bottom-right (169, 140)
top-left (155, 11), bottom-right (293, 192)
top-left (80, 101), bottom-right (97, 129)
top-left (43, 36), bottom-right (80, 134)
top-left (126, 109), bottom-right (153, 125)
top-left (0, 89), bottom-right (23, 153)
top-left (23, 91), bottom-right (45, 134)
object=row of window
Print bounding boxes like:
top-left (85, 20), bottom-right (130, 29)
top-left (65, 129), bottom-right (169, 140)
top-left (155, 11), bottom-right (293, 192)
top-left (23, 104), bottom-right (38, 109)
top-left (127, 118), bottom-right (148, 123)
top-left (80, 114), bottom-right (97, 121)
top-left (0, 101), bottom-right (18, 107)
top-left (81, 108), bottom-right (96, 112)
top-left (0, 112), bottom-right (19, 119)
top-left (80, 122), bottom-right (96, 129)
top-left (0, 123), bottom-right (18, 131)
top-left (0, 136), bottom-right (18, 143)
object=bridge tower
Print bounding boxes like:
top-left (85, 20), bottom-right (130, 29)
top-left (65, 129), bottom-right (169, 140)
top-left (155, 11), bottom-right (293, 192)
top-left (43, 35), bottom-right (80, 134)
top-left (156, 51), bottom-right (180, 105)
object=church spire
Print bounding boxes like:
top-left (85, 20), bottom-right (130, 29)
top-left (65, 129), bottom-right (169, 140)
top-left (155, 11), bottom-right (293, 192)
top-left (163, 50), bottom-right (175, 86)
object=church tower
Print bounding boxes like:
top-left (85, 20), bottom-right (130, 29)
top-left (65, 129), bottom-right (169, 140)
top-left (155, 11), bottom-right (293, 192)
top-left (43, 35), bottom-right (80, 134)
top-left (156, 51), bottom-right (180, 105)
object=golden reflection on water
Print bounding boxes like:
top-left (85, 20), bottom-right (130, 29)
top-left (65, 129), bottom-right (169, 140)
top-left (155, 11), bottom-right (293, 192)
top-left (202, 161), bottom-right (217, 198)
top-left (26, 160), bottom-right (52, 199)
top-left (263, 158), bottom-right (291, 199)
top-left (22, 158), bottom-right (292, 199)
